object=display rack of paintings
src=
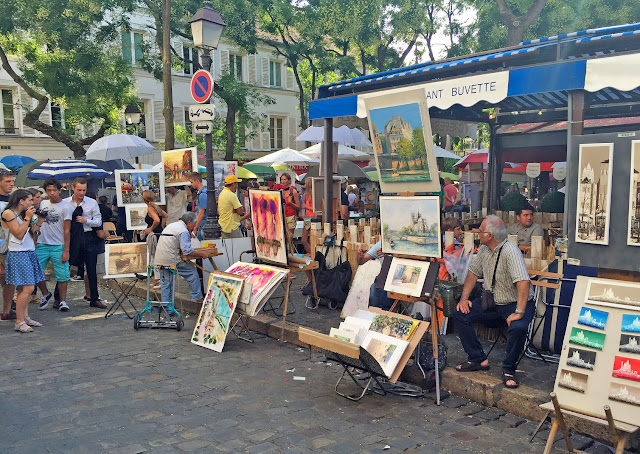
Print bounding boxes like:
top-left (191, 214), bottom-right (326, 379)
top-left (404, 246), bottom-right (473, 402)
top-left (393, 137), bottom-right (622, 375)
top-left (364, 88), bottom-right (440, 194)
top-left (628, 140), bottom-right (640, 246)
top-left (104, 242), bottom-right (148, 278)
top-left (249, 189), bottom-right (288, 266)
top-left (162, 147), bottom-right (199, 187)
top-left (125, 205), bottom-right (148, 231)
top-left (225, 262), bottom-right (287, 316)
top-left (213, 161), bottom-right (238, 200)
top-left (115, 169), bottom-right (165, 206)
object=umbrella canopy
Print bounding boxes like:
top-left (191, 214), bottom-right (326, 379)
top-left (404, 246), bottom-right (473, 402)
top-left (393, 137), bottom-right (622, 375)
top-left (87, 159), bottom-right (134, 172)
top-left (240, 164), bottom-right (274, 175)
top-left (300, 143), bottom-right (370, 160)
top-left (0, 162), bottom-right (9, 171)
top-left (365, 170), bottom-right (378, 181)
top-left (28, 159), bottom-right (110, 179)
top-left (439, 171), bottom-right (459, 181)
top-left (434, 146), bottom-right (461, 160)
top-left (238, 166), bottom-right (258, 180)
top-left (0, 155), bottom-right (37, 168)
top-left (85, 134), bottom-right (154, 160)
top-left (304, 160), bottom-right (370, 183)
top-left (296, 125), bottom-right (373, 147)
top-left (245, 148), bottom-right (319, 166)
top-left (453, 149), bottom-right (489, 168)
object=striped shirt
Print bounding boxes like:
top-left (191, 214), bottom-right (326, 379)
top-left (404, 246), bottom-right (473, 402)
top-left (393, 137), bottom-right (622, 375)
top-left (468, 240), bottom-right (533, 304)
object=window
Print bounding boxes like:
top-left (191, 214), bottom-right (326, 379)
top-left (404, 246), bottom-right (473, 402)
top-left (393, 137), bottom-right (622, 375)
top-left (183, 46), bottom-right (199, 75)
top-left (269, 117), bottom-right (283, 149)
top-left (184, 107), bottom-right (192, 134)
top-left (269, 61), bottom-right (281, 87)
top-left (229, 54), bottom-right (242, 80)
top-left (1, 89), bottom-right (15, 134)
top-left (51, 103), bottom-right (64, 130)
top-left (236, 118), bottom-right (246, 148)
top-left (121, 31), bottom-right (144, 66)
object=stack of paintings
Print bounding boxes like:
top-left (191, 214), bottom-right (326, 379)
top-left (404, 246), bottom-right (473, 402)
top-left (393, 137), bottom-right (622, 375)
top-left (225, 262), bottom-right (287, 316)
top-left (249, 189), bottom-right (288, 266)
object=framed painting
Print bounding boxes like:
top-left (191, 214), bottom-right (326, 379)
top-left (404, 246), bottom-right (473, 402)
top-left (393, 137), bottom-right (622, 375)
top-left (383, 257), bottom-right (431, 298)
top-left (380, 195), bottom-right (441, 258)
top-left (364, 88), bottom-right (440, 194)
top-left (125, 204), bottom-right (148, 230)
top-left (115, 169), bottom-right (165, 206)
top-left (586, 278), bottom-right (640, 310)
top-left (311, 177), bottom-right (324, 213)
top-left (575, 143), bottom-right (613, 245)
top-left (628, 140), bottom-right (640, 246)
top-left (213, 161), bottom-right (238, 200)
top-left (249, 189), bottom-right (288, 266)
top-left (104, 242), bottom-right (148, 278)
top-left (361, 331), bottom-right (409, 378)
top-left (162, 147), bottom-right (199, 187)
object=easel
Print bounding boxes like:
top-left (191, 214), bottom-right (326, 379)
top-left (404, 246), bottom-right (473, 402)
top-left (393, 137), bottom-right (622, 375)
top-left (104, 275), bottom-right (144, 319)
top-left (540, 393), bottom-right (639, 454)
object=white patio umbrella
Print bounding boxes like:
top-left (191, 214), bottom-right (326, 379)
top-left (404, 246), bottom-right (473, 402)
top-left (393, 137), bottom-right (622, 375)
top-left (552, 162), bottom-right (567, 168)
top-left (434, 146), bottom-right (461, 160)
top-left (296, 125), bottom-right (373, 147)
top-left (300, 143), bottom-right (370, 160)
top-left (85, 134), bottom-right (154, 161)
top-left (27, 159), bottom-right (110, 179)
top-left (245, 148), bottom-right (319, 166)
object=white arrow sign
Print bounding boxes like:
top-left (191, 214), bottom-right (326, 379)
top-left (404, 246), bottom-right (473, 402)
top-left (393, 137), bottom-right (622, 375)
top-left (189, 104), bottom-right (215, 122)
top-left (193, 121), bottom-right (213, 134)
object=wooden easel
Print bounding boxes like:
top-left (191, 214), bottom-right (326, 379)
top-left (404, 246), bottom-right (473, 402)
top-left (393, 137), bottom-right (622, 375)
top-left (541, 393), bottom-right (639, 454)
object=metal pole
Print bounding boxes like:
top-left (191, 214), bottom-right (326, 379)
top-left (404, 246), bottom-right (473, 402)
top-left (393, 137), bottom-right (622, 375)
top-left (563, 92), bottom-right (572, 236)
top-left (323, 118), bottom-right (334, 223)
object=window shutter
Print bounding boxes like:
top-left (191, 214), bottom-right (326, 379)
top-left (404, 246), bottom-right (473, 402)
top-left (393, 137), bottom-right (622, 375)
top-left (285, 67), bottom-right (294, 90)
top-left (220, 50), bottom-right (229, 75)
top-left (18, 88), bottom-right (36, 136)
top-left (153, 100), bottom-right (165, 142)
top-left (248, 55), bottom-right (256, 84)
top-left (288, 116), bottom-right (297, 149)
top-left (262, 58), bottom-right (270, 86)
top-left (121, 31), bottom-right (132, 64)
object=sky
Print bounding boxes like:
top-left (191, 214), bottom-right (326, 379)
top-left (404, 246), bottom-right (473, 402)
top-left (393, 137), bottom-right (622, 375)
top-left (369, 103), bottom-right (422, 131)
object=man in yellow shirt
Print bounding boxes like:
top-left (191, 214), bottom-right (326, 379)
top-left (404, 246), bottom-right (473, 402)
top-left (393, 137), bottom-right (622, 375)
top-left (218, 175), bottom-right (244, 239)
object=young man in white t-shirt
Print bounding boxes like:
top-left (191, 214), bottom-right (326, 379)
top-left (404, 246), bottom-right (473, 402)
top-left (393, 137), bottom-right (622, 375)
top-left (164, 185), bottom-right (191, 224)
top-left (36, 178), bottom-right (72, 312)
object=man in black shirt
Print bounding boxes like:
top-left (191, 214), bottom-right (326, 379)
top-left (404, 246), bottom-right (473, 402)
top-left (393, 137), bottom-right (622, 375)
top-left (339, 177), bottom-right (349, 221)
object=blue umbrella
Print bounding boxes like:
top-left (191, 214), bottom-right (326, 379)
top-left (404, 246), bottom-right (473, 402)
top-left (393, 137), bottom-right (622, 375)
top-left (0, 155), bottom-right (37, 167)
top-left (28, 159), bottom-right (110, 179)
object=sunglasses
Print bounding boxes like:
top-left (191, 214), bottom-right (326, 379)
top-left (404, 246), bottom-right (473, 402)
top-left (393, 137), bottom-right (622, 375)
top-left (0, 169), bottom-right (14, 176)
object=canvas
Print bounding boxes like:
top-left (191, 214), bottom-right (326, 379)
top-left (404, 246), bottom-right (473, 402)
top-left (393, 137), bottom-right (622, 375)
top-left (586, 279), bottom-right (640, 310)
top-left (383, 257), bottom-right (430, 298)
top-left (213, 161), bottom-right (237, 200)
top-left (622, 314), bottom-right (640, 333)
top-left (575, 143), bottom-right (613, 245)
top-left (329, 327), bottom-right (357, 343)
top-left (558, 368), bottom-right (588, 393)
top-left (361, 331), bottom-right (408, 378)
top-left (162, 147), bottom-right (199, 187)
top-left (628, 140), bottom-right (640, 246)
top-left (569, 327), bottom-right (605, 350)
top-left (192, 284), bottom-right (232, 352)
top-left (609, 382), bottom-right (640, 407)
top-left (225, 262), bottom-right (286, 316)
top-left (249, 189), bottom-right (288, 266)
top-left (125, 204), bottom-right (148, 230)
top-left (115, 169), bottom-right (165, 206)
top-left (369, 314), bottom-right (419, 341)
top-left (566, 348), bottom-right (596, 371)
top-left (311, 177), bottom-right (324, 213)
top-left (380, 196), bottom-right (441, 258)
top-left (612, 356), bottom-right (640, 383)
top-left (104, 243), bottom-right (148, 278)
top-left (577, 306), bottom-right (608, 330)
top-left (341, 259), bottom-right (381, 318)
top-left (364, 88), bottom-right (440, 194)
top-left (619, 334), bottom-right (640, 354)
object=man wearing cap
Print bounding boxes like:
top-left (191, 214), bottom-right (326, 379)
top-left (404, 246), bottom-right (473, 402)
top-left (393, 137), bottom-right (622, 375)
top-left (218, 175), bottom-right (244, 239)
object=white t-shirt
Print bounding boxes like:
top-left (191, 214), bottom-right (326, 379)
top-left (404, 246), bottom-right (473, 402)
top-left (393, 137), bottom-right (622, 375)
top-left (166, 190), bottom-right (188, 224)
top-left (38, 200), bottom-right (72, 246)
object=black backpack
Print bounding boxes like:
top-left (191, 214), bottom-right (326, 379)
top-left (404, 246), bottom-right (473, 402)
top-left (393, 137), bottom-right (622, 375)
top-left (302, 238), bottom-right (352, 307)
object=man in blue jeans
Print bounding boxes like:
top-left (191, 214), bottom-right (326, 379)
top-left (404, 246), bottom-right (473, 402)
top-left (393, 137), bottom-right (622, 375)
top-left (358, 240), bottom-right (391, 310)
top-left (453, 215), bottom-right (534, 389)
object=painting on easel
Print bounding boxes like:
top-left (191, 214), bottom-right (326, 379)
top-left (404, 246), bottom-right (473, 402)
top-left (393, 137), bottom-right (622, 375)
top-left (383, 257), bottom-right (431, 298)
top-left (249, 189), bottom-right (288, 266)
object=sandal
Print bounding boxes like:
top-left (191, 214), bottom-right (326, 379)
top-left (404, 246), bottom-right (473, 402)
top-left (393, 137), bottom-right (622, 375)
top-left (14, 321), bottom-right (33, 333)
top-left (502, 372), bottom-right (519, 389)
top-left (25, 317), bottom-right (43, 327)
top-left (456, 361), bottom-right (490, 372)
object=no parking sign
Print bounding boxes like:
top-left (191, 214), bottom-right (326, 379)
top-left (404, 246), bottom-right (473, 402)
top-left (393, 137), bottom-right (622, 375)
top-left (190, 69), bottom-right (213, 103)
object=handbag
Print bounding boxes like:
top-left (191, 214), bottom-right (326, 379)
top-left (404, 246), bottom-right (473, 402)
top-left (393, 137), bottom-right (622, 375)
top-left (481, 244), bottom-right (504, 311)
top-left (302, 239), bottom-right (352, 306)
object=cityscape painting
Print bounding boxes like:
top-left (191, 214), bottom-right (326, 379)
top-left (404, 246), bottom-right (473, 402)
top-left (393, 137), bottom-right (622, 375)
top-left (566, 347), bottom-right (596, 371)
top-left (558, 368), bottom-right (588, 393)
top-left (213, 161), bottom-right (237, 200)
top-left (575, 143), bottom-right (613, 245)
top-left (612, 356), bottom-right (640, 383)
top-left (577, 306), bottom-right (608, 330)
top-left (619, 334), bottom-right (640, 354)
top-left (586, 279), bottom-right (640, 310)
top-left (115, 169), bottom-right (165, 206)
top-left (622, 314), bottom-right (640, 333)
top-left (104, 243), bottom-right (148, 278)
top-left (569, 327), bottom-right (605, 350)
top-left (162, 147), bottom-right (199, 187)
top-left (628, 141), bottom-right (640, 246)
top-left (609, 382), bottom-right (640, 407)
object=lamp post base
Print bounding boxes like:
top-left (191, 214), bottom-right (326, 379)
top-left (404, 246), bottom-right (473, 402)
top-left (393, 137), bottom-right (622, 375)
top-left (202, 218), bottom-right (222, 240)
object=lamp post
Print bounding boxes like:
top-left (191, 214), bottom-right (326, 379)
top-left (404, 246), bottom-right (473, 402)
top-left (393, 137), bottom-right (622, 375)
top-left (189, 1), bottom-right (226, 239)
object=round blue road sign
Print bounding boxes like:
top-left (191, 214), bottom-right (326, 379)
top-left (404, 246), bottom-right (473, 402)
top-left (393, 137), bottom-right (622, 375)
top-left (191, 70), bottom-right (213, 103)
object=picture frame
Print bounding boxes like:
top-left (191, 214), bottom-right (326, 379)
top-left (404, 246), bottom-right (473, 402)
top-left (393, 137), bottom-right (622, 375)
top-left (380, 195), bottom-right (441, 258)
top-left (115, 169), bottom-right (165, 206)
top-left (249, 189), bottom-right (288, 266)
top-left (383, 257), bottom-right (431, 298)
top-left (213, 161), bottom-right (238, 200)
top-left (585, 278), bottom-right (640, 310)
top-left (361, 331), bottom-right (409, 378)
top-left (628, 140), bottom-right (640, 246)
top-left (310, 177), bottom-right (340, 214)
top-left (125, 204), bottom-right (148, 230)
top-left (104, 242), bottom-right (148, 278)
top-left (162, 147), bottom-right (199, 187)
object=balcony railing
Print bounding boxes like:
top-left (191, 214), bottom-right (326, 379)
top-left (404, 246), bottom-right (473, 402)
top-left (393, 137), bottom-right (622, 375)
top-left (0, 127), bottom-right (17, 135)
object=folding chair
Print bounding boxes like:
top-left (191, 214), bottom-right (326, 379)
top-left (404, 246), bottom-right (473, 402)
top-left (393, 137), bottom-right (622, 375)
top-left (103, 221), bottom-right (124, 243)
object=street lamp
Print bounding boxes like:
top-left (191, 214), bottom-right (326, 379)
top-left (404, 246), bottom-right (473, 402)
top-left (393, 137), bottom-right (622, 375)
top-left (189, 1), bottom-right (226, 240)
top-left (125, 104), bottom-right (142, 126)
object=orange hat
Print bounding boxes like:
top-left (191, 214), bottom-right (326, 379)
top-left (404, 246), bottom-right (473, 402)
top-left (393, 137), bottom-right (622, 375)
top-left (225, 175), bottom-right (242, 185)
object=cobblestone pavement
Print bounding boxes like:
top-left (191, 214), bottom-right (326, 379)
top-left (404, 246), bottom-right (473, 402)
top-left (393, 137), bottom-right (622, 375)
top-left (0, 279), bottom-right (628, 453)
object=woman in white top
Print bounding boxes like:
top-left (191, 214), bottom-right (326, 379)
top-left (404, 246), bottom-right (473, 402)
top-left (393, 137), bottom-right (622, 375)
top-left (1, 189), bottom-right (45, 332)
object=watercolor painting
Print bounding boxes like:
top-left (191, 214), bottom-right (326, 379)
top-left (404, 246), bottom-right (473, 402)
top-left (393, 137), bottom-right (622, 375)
top-left (125, 204), bottom-right (148, 230)
top-left (249, 189), bottom-right (288, 266)
top-left (380, 196), bottom-right (441, 258)
top-left (329, 328), bottom-right (357, 343)
top-left (575, 143), bottom-right (613, 245)
top-left (104, 243), bottom-right (148, 278)
top-left (586, 279), bottom-right (640, 310)
top-left (612, 356), bottom-right (640, 383)
top-left (609, 382), bottom-right (640, 407)
top-left (628, 141), bottom-right (640, 246)
top-left (369, 314), bottom-right (419, 341)
top-left (619, 334), bottom-right (640, 354)
top-left (115, 169), bottom-right (164, 206)
top-left (162, 147), bottom-right (198, 187)
top-left (569, 327), bottom-right (606, 350)
top-left (210, 273), bottom-right (244, 310)
top-left (558, 368), bottom-right (588, 393)
top-left (566, 347), bottom-right (596, 371)
top-left (362, 331), bottom-right (408, 378)
top-left (225, 262), bottom-right (286, 316)
top-left (383, 257), bottom-right (430, 298)
top-left (213, 161), bottom-right (237, 200)
top-left (341, 260), bottom-right (382, 319)
top-left (577, 306), bottom-right (608, 330)
top-left (192, 284), bottom-right (233, 352)
top-left (622, 314), bottom-right (640, 333)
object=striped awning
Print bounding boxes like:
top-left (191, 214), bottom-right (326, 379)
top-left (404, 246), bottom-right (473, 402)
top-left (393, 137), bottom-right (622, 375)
top-left (28, 160), bottom-right (110, 179)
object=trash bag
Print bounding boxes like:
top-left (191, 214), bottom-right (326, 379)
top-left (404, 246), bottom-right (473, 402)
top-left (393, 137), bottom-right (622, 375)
top-left (303, 240), bottom-right (352, 306)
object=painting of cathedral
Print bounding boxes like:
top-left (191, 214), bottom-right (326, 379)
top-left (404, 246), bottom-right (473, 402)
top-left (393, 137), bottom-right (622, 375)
top-left (586, 279), bottom-right (640, 310)
top-left (628, 141), bottom-right (640, 246)
top-left (575, 143), bottom-right (613, 245)
top-left (566, 347), bottom-right (596, 371)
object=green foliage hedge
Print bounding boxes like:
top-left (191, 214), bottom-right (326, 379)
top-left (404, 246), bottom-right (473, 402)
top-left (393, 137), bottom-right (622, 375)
top-left (499, 192), bottom-right (527, 212)
top-left (541, 191), bottom-right (565, 213)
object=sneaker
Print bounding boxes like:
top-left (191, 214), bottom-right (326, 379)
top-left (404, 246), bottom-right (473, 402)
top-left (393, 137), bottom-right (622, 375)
top-left (52, 301), bottom-right (61, 310)
top-left (70, 275), bottom-right (83, 281)
top-left (39, 293), bottom-right (53, 310)
top-left (83, 296), bottom-right (106, 304)
top-left (58, 301), bottom-right (70, 312)
top-left (0, 310), bottom-right (17, 321)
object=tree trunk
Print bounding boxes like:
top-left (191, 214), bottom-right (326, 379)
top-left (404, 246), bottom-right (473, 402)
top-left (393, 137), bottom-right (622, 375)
top-left (225, 107), bottom-right (235, 161)
top-left (162, 0), bottom-right (174, 151)
top-left (496, 0), bottom-right (548, 47)
top-left (291, 65), bottom-right (308, 130)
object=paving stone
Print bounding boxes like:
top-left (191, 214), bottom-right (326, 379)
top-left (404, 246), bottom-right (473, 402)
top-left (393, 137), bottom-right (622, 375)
top-left (244, 442), bottom-right (280, 454)
top-left (473, 407), bottom-right (505, 421)
top-left (554, 433), bottom-right (595, 451)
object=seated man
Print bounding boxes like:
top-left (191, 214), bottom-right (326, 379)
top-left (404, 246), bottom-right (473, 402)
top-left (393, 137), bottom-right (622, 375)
top-left (153, 212), bottom-right (210, 303)
top-left (507, 203), bottom-right (543, 246)
top-left (358, 240), bottom-right (391, 311)
top-left (453, 215), bottom-right (535, 389)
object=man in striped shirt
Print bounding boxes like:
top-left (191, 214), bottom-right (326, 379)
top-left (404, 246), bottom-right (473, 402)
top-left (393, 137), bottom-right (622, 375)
top-left (453, 215), bottom-right (534, 388)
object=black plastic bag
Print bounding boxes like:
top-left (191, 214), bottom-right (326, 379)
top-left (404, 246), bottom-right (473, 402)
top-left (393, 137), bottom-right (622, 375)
top-left (302, 242), bottom-right (352, 306)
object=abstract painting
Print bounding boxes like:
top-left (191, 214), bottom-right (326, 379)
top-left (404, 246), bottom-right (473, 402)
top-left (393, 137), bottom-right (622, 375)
top-left (622, 314), bottom-right (640, 333)
top-left (213, 161), bottom-right (238, 200)
top-left (628, 141), bottom-right (640, 246)
top-left (383, 257), bottom-right (430, 298)
top-left (577, 306), bottom-right (608, 330)
top-left (225, 262), bottom-right (286, 316)
top-left (249, 189), bottom-right (288, 266)
top-left (125, 204), bottom-right (148, 230)
top-left (364, 88), bottom-right (440, 194)
top-left (558, 368), bottom-right (588, 393)
top-left (586, 279), bottom-right (640, 310)
top-left (575, 143), bottom-right (613, 245)
top-left (162, 147), bottom-right (198, 187)
top-left (104, 243), bottom-right (148, 278)
top-left (115, 169), bottom-right (165, 206)
top-left (609, 382), bottom-right (640, 407)
top-left (566, 348), bottom-right (596, 371)
top-left (369, 314), bottom-right (419, 341)
top-left (612, 356), bottom-right (640, 383)
top-left (361, 331), bottom-right (408, 378)
top-left (569, 327), bottom-right (605, 350)
top-left (619, 334), bottom-right (640, 354)
top-left (380, 196), bottom-right (441, 258)
top-left (192, 284), bottom-right (232, 352)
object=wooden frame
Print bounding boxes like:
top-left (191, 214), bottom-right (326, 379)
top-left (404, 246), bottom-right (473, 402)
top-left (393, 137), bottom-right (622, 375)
top-left (213, 161), bottom-right (237, 199)
top-left (104, 242), bottom-right (148, 278)
top-left (627, 140), bottom-right (640, 246)
top-left (249, 189), bottom-right (289, 266)
top-left (162, 147), bottom-right (199, 187)
top-left (114, 169), bottom-right (165, 206)
top-left (124, 204), bottom-right (148, 231)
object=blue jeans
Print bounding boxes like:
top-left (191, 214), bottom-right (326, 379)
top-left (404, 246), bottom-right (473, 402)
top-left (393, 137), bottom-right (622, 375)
top-left (453, 298), bottom-right (535, 375)
top-left (159, 261), bottom-right (203, 303)
top-left (369, 281), bottom-right (392, 311)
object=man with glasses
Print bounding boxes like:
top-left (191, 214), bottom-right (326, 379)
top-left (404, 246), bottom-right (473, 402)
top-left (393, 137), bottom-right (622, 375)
top-left (453, 215), bottom-right (534, 389)
top-left (0, 169), bottom-right (16, 320)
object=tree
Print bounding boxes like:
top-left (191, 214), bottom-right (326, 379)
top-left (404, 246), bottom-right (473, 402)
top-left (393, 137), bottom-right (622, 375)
top-left (412, 126), bottom-right (427, 168)
top-left (396, 137), bottom-right (413, 170)
top-left (494, 0), bottom-right (548, 47)
top-left (0, 0), bottom-right (136, 157)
